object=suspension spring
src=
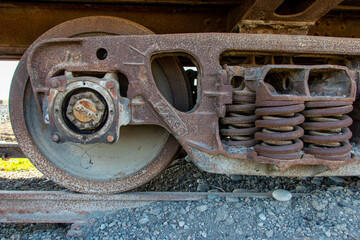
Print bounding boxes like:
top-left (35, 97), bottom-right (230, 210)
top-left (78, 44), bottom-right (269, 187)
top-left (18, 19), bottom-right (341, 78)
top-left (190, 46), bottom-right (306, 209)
top-left (301, 101), bottom-right (353, 160)
top-left (254, 101), bottom-right (305, 159)
top-left (220, 89), bottom-right (259, 147)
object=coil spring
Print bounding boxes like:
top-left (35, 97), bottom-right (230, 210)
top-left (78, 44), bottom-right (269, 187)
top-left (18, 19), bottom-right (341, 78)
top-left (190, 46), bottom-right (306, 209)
top-left (254, 101), bottom-right (305, 159)
top-left (220, 89), bottom-right (259, 147)
top-left (302, 101), bottom-right (353, 160)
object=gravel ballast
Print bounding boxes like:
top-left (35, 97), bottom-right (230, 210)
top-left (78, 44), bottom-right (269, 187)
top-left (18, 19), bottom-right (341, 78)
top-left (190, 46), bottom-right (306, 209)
top-left (1, 158), bottom-right (360, 239)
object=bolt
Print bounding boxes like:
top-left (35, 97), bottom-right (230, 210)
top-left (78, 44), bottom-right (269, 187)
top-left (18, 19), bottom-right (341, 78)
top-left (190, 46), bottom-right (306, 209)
top-left (52, 134), bottom-right (60, 142)
top-left (107, 135), bottom-right (115, 143)
top-left (50, 79), bottom-right (60, 88)
top-left (106, 81), bottom-right (115, 89)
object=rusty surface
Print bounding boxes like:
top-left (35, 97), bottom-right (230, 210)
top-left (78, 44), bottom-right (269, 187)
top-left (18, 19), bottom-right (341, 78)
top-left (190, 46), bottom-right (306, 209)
top-left (0, 190), bottom-right (288, 223)
top-left (3, 1), bottom-right (360, 59)
top-left (254, 101), bottom-right (305, 160)
top-left (5, 13), bottom-right (360, 193)
top-left (69, 92), bottom-right (105, 128)
top-left (233, 0), bottom-right (344, 34)
top-left (25, 32), bottom-right (360, 177)
top-left (0, 1), bottom-right (230, 59)
top-left (220, 69), bottom-right (258, 147)
top-left (9, 16), bottom-right (181, 194)
top-left (308, 10), bottom-right (360, 38)
top-left (302, 101), bottom-right (353, 160)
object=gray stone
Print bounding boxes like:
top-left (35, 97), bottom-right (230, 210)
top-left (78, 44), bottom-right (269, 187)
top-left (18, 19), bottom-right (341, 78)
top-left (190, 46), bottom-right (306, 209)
top-left (233, 189), bottom-right (246, 193)
top-left (149, 207), bottom-right (161, 216)
top-left (197, 183), bottom-right (209, 192)
top-left (335, 223), bottom-right (347, 231)
top-left (265, 230), bottom-right (274, 238)
top-left (215, 207), bottom-right (229, 222)
top-left (138, 218), bottom-right (149, 225)
top-left (328, 176), bottom-right (345, 184)
top-left (311, 178), bottom-right (322, 185)
top-left (229, 175), bottom-right (242, 182)
top-left (328, 186), bottom-right (343, 191)
top-left (200, 231), bottom-right (207, 238)
top-left (225, 217), bottom-right (235, 225)
top-left (310, 198), bottom-right (328, 211)
top-left (295, 186), bottom-right (308, 193)
top-left (208, 189), bottom-right (220, 193)
top-left (197, 205), bottom-right (208, 212)
top-left (178, 221), bottom-right (185, 227)
top-left (226, 196), bottom-right (239, 202)
top-left (272, 189), bottom-right (292, 202)
top-left (197, 179), bottom-right (207, 184)
top-left (259, 213), bottom-right (266, 221)
top-left (100, 224), bottom-right (106, 230)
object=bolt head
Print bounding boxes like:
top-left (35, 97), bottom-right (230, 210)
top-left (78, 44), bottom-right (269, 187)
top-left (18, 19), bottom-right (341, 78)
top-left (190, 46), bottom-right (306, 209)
top-left (52, 134), bottom-right (60, 142)
top-left (106, 81), bottom-right (115, 89)
top-left (106, 135), bottom-right (115, 143)
top-left (50, 79), bottom-right (60, 88)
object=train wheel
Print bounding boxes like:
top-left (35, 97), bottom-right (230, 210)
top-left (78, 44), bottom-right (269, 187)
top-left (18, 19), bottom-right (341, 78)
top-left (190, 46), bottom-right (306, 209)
top-left (9, 16), bottom-right (189, 193)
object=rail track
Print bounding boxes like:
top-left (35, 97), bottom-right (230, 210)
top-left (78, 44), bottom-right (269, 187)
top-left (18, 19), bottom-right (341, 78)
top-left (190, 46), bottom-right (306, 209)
top-left (0, 190), bottom-right (303, 224)
top-left (1, 3), bottom-right (360, 234)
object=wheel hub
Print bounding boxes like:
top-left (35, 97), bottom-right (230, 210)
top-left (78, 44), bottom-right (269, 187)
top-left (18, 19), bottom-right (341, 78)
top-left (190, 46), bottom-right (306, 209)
top-left (47, 72), bottom-right (130, 144)
top-left (67, 91), bottom-right (105, 130)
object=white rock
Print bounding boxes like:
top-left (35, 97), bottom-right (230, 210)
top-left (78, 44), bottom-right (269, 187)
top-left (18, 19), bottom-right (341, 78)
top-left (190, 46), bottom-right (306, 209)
top-left (197, 205), bottom-right (208, 212)
top-left (200, 231), bottom-right (207, 238)
top-left (139, 217), bottom-right (149, 225)
top-left (259, 213), bottom-right (266, 221)
top-left (178, 221), bottom-right (185, 227)
top-left (226, 196), bottom-right (239, 202)
top-left (272, 189), bottom-right (292, 202)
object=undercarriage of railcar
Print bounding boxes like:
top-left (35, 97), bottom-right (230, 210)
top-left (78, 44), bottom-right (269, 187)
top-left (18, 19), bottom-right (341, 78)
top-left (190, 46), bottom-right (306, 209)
top-left (2, 0), bottom-right (360, 193)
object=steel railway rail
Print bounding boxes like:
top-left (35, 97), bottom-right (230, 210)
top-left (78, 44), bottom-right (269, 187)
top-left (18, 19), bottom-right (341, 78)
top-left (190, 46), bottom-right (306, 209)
top-left (1, 0), bottom-right (360, 205)
top-left (0, 190), bottom-right (303, 223)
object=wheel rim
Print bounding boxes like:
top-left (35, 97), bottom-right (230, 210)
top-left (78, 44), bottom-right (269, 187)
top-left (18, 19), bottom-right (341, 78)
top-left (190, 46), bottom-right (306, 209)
top-left (10, 16), bottom-right (188, 193)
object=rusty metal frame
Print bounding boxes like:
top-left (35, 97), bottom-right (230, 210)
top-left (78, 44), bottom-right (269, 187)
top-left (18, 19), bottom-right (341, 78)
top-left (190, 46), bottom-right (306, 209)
top-left (26, 33), bottom-right (360, 175)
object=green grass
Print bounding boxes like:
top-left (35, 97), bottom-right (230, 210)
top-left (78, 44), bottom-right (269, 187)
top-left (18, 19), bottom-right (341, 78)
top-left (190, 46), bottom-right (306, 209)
top-left (0, 158), bottom-right (36, 171)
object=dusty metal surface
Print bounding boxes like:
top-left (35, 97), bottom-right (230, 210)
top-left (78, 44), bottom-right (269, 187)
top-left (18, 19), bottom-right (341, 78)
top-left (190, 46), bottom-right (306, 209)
top-left (189, 146), bottom-right (360, 177)
top-left (0, 190), bottom-right (295, 223)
